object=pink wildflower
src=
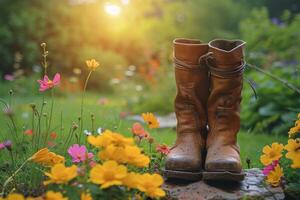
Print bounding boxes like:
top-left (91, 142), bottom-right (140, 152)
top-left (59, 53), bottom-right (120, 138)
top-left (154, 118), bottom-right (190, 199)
top-left (97, 97), bottom-right (109, 105)
top-left (0, 143), bottom-right (5, 150)
top-left (263, 160), bottom-right (279, 176)
top-left (37, 73), bottom-right (60, 92)
top-left (3, 140), bottom-right (12, 151)
top-left (68, 144), bottom-right (94, 163)
top-left (4, 74), bottom-right (14, 81)
top-left (89, 161), bottom-right (97, 167)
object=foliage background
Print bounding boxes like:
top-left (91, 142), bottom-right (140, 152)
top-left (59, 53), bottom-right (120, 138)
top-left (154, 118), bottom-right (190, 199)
top-left (0, 0), bottom-right (299, 135)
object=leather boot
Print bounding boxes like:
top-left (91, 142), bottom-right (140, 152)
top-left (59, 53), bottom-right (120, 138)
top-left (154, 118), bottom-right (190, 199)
top-left (203, 39), bottom-right (246, 181)
top-left (164, 38), bottom-right (209, 181)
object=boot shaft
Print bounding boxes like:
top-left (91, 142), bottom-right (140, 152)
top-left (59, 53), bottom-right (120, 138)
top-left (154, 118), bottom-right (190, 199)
top-left (206, 39), bottom-right (246, 147)
top-left (173, 38), bottom-right (210, 131)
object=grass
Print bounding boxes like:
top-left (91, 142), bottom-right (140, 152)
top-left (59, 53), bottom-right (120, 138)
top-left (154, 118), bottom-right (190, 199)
top-left (0, 92), bottom-right (287, 169)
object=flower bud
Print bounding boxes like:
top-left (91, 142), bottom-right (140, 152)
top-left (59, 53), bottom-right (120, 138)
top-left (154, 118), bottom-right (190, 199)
top-left (4, 140), bottom-right (12, 151)
top-left (30, 103), bottom-right (36, 109)
top-left (40, 43), bottom-right (46, 48)
top-left (147, 136), bottom-right (155, 144)
top-left (72, 122), bottom-right (79, 130)
top-left (3, 106), bottom-right (14, 117)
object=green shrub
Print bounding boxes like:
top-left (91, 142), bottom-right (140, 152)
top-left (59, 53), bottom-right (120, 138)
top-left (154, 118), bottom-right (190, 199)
top-left (240, 8), bottom-right (300, 135)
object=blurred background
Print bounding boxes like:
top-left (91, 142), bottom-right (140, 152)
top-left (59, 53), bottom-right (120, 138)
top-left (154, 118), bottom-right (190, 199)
top-left (0, 0), bottom-right (299, 136)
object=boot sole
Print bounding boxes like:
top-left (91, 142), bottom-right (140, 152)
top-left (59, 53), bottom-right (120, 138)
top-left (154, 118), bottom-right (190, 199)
top-left (162, 169), bottom-right (202, 181)
top-left (203, 171), bottom-right (245, 182)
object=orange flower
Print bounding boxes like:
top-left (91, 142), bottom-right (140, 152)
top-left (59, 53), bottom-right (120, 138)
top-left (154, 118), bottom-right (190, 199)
top-left (131, 122), bottom-right (149, 138)
top-left (156, 144), bottom-right (171, 155)
top-left (30, 148), bottom-right (65, 166)
top-left (50, 132), bottom-right (57, 140)
top-left (142, 112), bottom-right (160, 129)
top-left (24, 129), bottom-right (33, 136)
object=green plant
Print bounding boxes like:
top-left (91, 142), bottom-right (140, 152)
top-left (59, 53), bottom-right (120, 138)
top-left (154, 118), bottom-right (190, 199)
top-left (240, 8), bottom-right (300, 135)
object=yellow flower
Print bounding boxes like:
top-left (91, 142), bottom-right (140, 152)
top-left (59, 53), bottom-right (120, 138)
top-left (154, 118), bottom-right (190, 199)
top-left (123, 145), bottom-right (150, 167)
top-left (137, 173), bottom-right (165, 198)
top-left (288, 113), bottom-right (300, 138)
top-left (5, 193), bottom-right (24, 200)
top-left (142, 112), bottom-right (160, 129)
top-left (45, 191), bottom-right (68, 200)
top-left (44, 164), bottom-right (77, 185)
top-left (260, 143), bottom-right (284, 166)
top-left (98, 144), bottom-right (126, 163)
top-left (89, 160), bottom-right (127, 189)
top-left (266, 164), bottom-right (283, 187)
top-left (99, 144), bottom-right (149, 167)
top-left (30, 148), bottom-right (65, 166)
top-left (288, 121), bottom-right (300, 138)
top-left (122, 172), bottom-right (141, 189)
top-left (285, 139), bottom-right (300, 168)
top-left (86, 59), bottom-right (99, 71)
top-left (81, 192), bottom-right (92, 200)
top-left (88, 130), bottom-right (133, 148)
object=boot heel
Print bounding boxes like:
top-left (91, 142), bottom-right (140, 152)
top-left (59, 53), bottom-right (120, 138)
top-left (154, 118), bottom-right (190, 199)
top-left (163, 168), bottom-right (202, 181)
top-left (203, 171), bottom-right (245, 182)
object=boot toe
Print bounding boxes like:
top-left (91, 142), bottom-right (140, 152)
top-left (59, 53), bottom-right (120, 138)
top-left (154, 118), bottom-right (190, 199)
top-left (165, 153), bottom-right (202, 172)
top-left (205, 157), bottom-right (242, 173)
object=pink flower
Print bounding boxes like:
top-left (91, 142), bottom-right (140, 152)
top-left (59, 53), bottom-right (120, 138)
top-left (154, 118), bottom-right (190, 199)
top-left (263, 160), bottom-right (279, 176)
top-left (4, 74), bottom-right (14, 81)
top-left (0, 140), bottom-right (12, 151)
top-left (97, 97), bottom-right (109, 105)
top-left (37, 73), bottom-right (61, 92)
top-left (89, 161), bottom-right (97, 167)
top-left (68, 144), bottom-right (94, 163)
top-left (0, 143), bottom-right (5, 150)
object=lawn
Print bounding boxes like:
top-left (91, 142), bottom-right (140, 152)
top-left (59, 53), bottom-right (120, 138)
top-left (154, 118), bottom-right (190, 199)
top-left (0, 92), bottom-right (287, 169)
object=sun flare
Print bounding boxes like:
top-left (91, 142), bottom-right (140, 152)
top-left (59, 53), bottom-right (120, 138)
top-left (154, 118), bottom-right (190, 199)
top-left (104, 3), bottom-right (121, 16)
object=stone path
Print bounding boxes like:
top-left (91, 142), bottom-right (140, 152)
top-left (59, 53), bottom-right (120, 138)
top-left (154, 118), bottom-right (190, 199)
top-left (163, 168), bottom-right (284, 200)
top-left (126, 113), bottom-right (177, 128)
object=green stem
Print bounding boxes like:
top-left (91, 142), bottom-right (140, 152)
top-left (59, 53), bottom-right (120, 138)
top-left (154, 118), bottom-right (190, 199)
top-left (247, 63), bottom-right (300, 95)
top-left (42, 45), bottom-right (47, 76)
top-left (1, 159), bottom-right (30, 197)
top-left (60, 111), bottom-right (63, 137)
top-left (45, 89), bottom-right (54, 145)
top-left (8, 116), bottom-right (18, 140)
top-left (35, 107), bottom-right (42, 150)
top-left (9, 151), bottom-right (15, 168)
top-left (79, 71), bottom-right (93, 143)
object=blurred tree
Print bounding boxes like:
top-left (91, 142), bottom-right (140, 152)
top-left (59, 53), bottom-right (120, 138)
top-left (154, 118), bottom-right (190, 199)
top-left (0, 0), bottom-right (245, 77)
top-left (237, 0), bottom-right (300, 18)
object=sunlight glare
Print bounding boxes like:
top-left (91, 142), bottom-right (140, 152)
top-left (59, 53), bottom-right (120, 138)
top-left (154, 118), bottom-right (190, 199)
top-left (104, 3), bottom-right (121, 16)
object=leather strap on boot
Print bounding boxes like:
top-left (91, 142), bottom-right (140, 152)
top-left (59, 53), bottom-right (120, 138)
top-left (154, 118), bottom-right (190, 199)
top-left (173, 54), bottom-right (209, 70)
top-left (200, 53), bottom-right (257, 98)
top-left (200, 52), bottom-right (246, 78)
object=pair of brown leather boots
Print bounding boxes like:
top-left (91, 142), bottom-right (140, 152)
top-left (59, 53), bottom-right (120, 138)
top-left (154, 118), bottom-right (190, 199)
top-left (164, 38), bottom-right (246, 182)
